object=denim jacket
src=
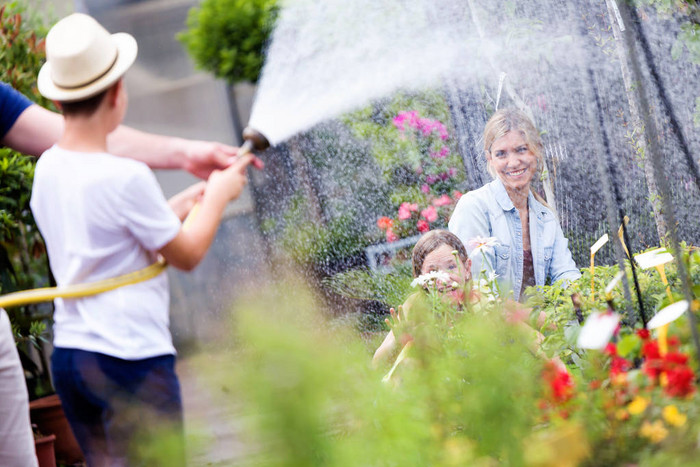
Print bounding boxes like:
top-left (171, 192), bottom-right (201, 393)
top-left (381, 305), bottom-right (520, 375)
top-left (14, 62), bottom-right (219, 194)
top-left (448, 178), bottom-right (581, 301)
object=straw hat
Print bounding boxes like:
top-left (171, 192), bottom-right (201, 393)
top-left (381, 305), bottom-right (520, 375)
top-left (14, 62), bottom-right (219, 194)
top-left (38, 13), bottom-right (137, 102)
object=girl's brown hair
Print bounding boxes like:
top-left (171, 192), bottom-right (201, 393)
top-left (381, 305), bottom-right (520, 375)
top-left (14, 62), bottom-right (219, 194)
top-left (412, 230), bottom-right (469, 278)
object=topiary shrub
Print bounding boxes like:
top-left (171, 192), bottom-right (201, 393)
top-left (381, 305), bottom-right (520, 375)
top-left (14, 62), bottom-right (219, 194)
top-left (178, 0), bottom-right (279, 84)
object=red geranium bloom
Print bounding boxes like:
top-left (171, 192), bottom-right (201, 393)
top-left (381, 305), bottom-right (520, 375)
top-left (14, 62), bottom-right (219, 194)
top-left (642, 340), bottom-right (661, 360)
top-left (664, 351), bottom-right (688, 366)
top-left (665, 365), bottom-right (695, 398)
top-left (377, 216), bottom-right (393, 230)
top-left (604, 343), bottom-right (617, 356)
top-left (542, 361), bottom-right (575, 403)
top-left (636, 328), bottom-right (650, 340)
top-left (416, 219), bottom-right (430, 233)
top-left (610, 355), bottom-right (630, 376)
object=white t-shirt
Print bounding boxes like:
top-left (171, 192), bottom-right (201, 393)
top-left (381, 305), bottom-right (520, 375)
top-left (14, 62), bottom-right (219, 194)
top-left (30, 145), bottom-right (181, 360)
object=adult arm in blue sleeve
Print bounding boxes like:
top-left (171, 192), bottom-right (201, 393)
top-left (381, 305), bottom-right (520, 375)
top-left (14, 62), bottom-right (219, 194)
top-left (548, 221), bottom-right (581, 285)
top-left (448, 193), bottom-right (495, 279)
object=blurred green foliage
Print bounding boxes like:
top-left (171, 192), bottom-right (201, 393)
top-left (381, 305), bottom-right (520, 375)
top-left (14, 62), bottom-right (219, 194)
top-left (203, 279), bottom-right (552, 467)
top-left (178, 0), bottom-right (279, 84)
top-left (179, 244), bottom-right (700, 466)
top-left (0, 1), bottom-right (55, 397)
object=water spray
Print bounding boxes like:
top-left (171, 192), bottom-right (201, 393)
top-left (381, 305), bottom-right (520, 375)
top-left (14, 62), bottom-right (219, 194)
top-left (0, 127), bottom-right (271, 309)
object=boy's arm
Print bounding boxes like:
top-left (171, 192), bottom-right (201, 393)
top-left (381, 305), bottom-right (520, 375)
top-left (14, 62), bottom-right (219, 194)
top-left (158, 154), bottom-right (254, 271)
top-left (4, 102), bottom-right (256, 178)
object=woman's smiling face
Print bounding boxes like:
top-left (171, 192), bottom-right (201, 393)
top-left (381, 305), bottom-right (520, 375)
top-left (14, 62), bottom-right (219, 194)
top-left (487, 130), bottom-right (538, 193)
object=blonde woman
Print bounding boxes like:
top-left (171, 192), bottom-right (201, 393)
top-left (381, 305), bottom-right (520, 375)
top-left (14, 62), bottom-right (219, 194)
top-left (448, 108), bottom-right (580, 301)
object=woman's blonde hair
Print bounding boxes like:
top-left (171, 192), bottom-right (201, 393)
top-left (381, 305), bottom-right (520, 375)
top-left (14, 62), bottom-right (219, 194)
top-left (483, 108), bottom-right (544, 179)
top-left (412, 230), bottom-right (469, 278)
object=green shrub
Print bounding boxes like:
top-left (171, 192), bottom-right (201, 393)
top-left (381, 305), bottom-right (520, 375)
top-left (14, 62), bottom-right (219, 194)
top-left (0, 2), bottom-right (55, 398)
top-left (178, 0), bottom-right (279, 83)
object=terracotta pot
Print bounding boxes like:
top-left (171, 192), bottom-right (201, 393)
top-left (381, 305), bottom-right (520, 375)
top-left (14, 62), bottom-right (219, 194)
top-left (34, 434), bottom-right (57, 467)
top-left (29, 394), bottom-right (84, 464)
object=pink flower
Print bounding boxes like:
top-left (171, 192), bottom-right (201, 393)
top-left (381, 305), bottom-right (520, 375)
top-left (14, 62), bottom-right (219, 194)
top-left (398, 202), bottom-right (418, 220)
top-left (386, 228), bottom-right (399, 242)
top-left (453, 190), bottom-right (463, 200)
top-left (421, 184), bottom-right (431, 194)
top-left (417, 219), bottom-right (430, 233)
top-left (439, 146), bottom-right (450, 157)
top-left (393, 111), bottom-right (420, 131)
top-left (432, 194), bottom-right (452, 207)
top-left (421, 205), bottom-right (438, 223)
top-left (426, 175), bottom-right (437, 185)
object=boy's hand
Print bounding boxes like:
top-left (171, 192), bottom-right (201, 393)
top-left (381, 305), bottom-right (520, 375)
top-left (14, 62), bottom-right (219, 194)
top-left (206, 153), bottom-right (255, 202)
top-left (168, 181), bottom-right (206, 221)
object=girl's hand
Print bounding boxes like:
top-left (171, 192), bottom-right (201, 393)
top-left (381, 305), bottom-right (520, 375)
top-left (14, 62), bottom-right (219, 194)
top-left (386, 306), bottom-right (412, 345)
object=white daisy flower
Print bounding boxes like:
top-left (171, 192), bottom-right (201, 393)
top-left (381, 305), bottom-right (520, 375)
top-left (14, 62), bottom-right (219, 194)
top-left (411, 271), bottom-right (453, 288)
top-left (468, 236), bottom-right (499, 255)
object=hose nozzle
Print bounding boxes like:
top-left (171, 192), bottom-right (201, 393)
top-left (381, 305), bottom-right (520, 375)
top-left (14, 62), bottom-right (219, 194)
top-left (239, 127), bottom-right (270, 156)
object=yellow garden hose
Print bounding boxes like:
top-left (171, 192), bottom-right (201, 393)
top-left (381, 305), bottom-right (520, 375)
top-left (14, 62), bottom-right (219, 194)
top-left (0, 258), bottom-right (168, 308)
top-left (0, 201), bottom-right (202, 309)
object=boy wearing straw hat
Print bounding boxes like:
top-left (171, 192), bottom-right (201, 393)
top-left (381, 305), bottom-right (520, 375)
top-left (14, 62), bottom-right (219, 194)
top-left (31, 13), bottom-right (256, 465)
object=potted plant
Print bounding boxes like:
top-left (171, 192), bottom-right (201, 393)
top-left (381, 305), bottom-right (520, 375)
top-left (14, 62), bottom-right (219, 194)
top-left (33, 425), bottom-right (57, 467)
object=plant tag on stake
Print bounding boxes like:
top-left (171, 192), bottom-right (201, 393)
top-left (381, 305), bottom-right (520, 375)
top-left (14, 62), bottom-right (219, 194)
top-left (590, 234), bottom-right (609, 255)
top-left (577, 312), bottom-right (620, 350)
top-left (647, 300), bottom-right (689, 330)
top-left (634, 248), bottom-right (674, 269)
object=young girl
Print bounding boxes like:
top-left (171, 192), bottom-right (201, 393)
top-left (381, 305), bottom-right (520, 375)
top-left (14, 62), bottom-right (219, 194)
top-left (372, 230), bottom-right (471, 365)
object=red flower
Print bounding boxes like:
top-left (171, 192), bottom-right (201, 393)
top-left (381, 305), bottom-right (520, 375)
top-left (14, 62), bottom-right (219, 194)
top-left (668, 336), bottom-right (681, 349)
top-left (453, 190), bottom-right (463, 200)
top-left (642, 340), bottom-right (660, 360)
top-left (665, 365), bottom-right (695, 398)
top-left (386, 228), bottom-right (399, 243)
top-left (637, 329), bottom-right (650, 340)
top-left (610, 356), bottom-right (630, 376)
top-left (604, 343), bottom-right (617, 356)
top-left (542, 361), bottom-right (575, 403)
top-left (377, 216), bottom-right (393, 231)
top-left (416, 219), bottom-right (430, 233)
top-left (664, 351), bottom-right (688, 366)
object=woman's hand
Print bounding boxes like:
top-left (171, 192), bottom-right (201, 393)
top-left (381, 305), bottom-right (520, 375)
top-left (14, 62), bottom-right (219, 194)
top-left (181, 140), bottom-right (264, 179)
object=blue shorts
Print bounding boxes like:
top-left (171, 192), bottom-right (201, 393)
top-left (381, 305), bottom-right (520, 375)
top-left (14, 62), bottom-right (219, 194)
top-left (51, 348), bottom-right (184, 466)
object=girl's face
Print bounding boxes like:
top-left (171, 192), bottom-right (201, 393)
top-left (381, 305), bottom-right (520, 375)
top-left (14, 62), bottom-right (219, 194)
top-left (487, 130), bottom-right (538, 193)
top-left (420, 244), bottom-right (471, 285)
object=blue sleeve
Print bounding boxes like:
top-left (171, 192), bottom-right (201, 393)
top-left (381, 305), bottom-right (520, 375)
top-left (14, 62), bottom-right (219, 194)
top-left (0, 82), bottom-right (33, 140)
top-left (548, 221), bottom-right (582, 284)
top-left (448, 192), bottom-right (495, 279)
